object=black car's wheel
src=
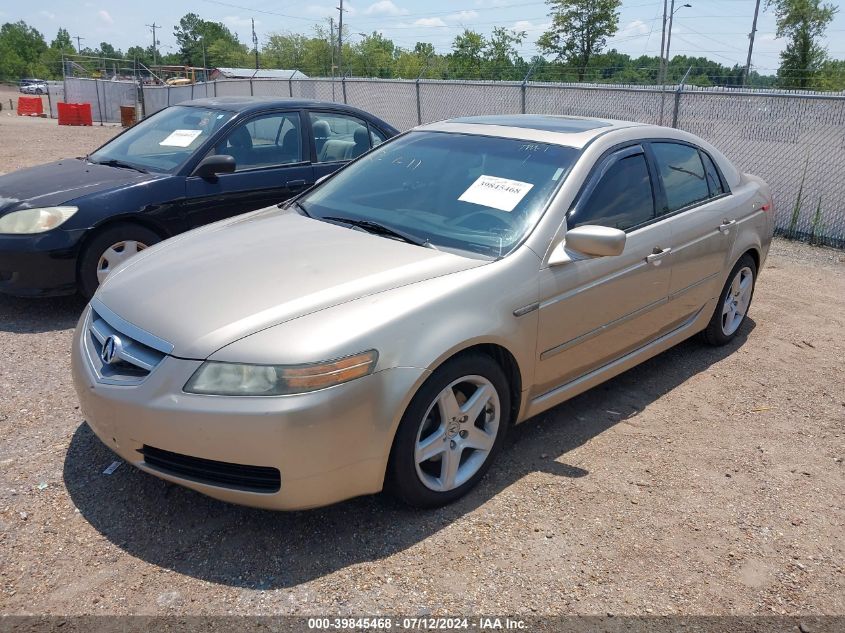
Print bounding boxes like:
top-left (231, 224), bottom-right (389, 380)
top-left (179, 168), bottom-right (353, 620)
top-left (703, 253), bottom-right (757, 346)
top-left (387, 353), bottom-right (510, 508)
top-left (78, 223), bottom-right (161, 299)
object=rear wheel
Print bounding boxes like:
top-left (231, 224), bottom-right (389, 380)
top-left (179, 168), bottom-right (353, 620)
top-left (78, 224), bottom-right (161, 299)
top-left (387, 354), bottom-right (510, 508)
top-left (703, 254), bottom-right (757, 346)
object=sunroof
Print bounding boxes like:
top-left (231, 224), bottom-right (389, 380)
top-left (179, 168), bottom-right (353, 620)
top-left (450, 115), bottom-right (611, 133)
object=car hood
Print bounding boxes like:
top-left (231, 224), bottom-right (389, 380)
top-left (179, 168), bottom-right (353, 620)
top-left (0, 159), bottom-right (154, 213)
top-left (97, 209), bottom-right (487, 359)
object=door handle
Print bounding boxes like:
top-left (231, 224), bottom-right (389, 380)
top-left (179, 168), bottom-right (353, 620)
top-left (286, 179), bottom-right (307, 188)
top-left (719, 219), bottom-right (737, 234)
top-left (646, 247), bottom-right (671, 266)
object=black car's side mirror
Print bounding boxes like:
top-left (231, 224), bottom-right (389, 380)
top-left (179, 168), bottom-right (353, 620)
top-left (192, 154), bottom-right (236, 179)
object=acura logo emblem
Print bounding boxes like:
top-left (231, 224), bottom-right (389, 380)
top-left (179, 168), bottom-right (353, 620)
top-left (100, 335), bottom-right (123, 365)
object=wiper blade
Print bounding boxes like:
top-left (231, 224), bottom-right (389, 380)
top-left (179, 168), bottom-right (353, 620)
top-left (94, 159), bottom-right (148, 174)
top-left (284, 199), bottom-right (311, 216)
top-left (322, 216), bottom-right (434, 249)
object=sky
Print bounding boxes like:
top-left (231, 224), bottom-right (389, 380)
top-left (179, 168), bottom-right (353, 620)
top-left (6, 0), bottom-right (845, 74)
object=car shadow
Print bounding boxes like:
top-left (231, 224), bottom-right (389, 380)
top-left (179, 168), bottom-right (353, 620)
top-left (63, 319), bottom-right (755, 590)
top-left (0, 294), bottom-right (86, 333)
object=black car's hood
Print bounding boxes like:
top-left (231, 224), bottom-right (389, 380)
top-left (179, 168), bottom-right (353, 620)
top-left (0, 158), bottom-right (155, 214)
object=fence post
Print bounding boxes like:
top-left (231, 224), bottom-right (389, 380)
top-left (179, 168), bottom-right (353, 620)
top-left (520, 62), bottom-right (537, 115)
top-left (138, 79), bottom-right (146, 120)
top-left (671, 66), bottom-right (693, 129)
top-left (46, 85), bottom-right (53, 119)
top-left (213, 81), bottom-right (217, 97)
top-left (342, 75), bottom-right (347, 104)
top-left (289, 77), bottom-right (293, 97)
top-left (415, 79), bottom-right (422, 125)
top-left (250, 78), bottom-right (254, 96)
top-left (94, 79), bottom-right (104, 126)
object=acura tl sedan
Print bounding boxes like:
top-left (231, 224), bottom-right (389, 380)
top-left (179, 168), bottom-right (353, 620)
top-left (72, 115), bottom-right (773, 510)
top-left (0, 97), bottom-right (396, 298)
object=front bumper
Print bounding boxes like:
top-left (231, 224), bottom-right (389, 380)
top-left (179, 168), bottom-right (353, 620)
top-left (71, 310), bottom-right (426, 510)
top-left (0, 229), bottom-right (85, 296)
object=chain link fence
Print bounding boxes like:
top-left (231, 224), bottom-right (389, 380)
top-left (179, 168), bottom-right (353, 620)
top-left (57, 76), bottom-right (845, 248)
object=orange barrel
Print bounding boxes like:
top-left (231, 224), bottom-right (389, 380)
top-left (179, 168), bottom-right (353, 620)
top-left (119, 105), bottom-right (136, 127)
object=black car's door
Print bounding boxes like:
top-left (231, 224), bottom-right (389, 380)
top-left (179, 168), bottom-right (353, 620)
top-left (183, 109), bottom-right (313, 228)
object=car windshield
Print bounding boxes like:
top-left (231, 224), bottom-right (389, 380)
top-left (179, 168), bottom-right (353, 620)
top-left (300, 131), bottom-right (580, 258)
top-left (88, 105), bottom-right (234, 174)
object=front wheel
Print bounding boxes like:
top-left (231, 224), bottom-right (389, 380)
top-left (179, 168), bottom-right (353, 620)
top-left (703, 253), bottom-right (757, 346)
top-left (78, 224), bottom-right (161, 299)
top-left (387, 353), bottom-right (510, 508)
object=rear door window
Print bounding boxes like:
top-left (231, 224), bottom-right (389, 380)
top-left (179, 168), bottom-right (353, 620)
top-left (700, 150), bottom-right (725, 197)
top-left (651, 142), bottom-right (710, 213)
top-left (310, 112), bottom-right (372, 163)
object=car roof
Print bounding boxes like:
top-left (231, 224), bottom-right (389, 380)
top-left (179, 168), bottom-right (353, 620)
top-left (417, 114), bottom-right (645, 149)
top-left (181, 96), bottom-right (376, 117)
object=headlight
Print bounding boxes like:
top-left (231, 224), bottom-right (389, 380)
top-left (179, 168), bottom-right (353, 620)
top-left (183, 350), bottom-right (379, 396)
top-left (0, 206), bottom-right (78, 234)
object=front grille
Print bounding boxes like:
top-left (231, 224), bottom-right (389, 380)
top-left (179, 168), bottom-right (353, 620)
top-left (139, 445), bottom-right (281, 493)
top-left (84, 302), bottom-right (168, 384)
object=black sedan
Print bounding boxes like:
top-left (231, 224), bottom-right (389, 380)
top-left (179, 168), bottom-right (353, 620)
top-left (0, 97), bottom-right (397, 297)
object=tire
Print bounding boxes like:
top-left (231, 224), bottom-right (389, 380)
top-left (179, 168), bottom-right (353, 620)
top-left (703, 253), bottom-right (757, 346)
top-left (387, 353), bottom-right (510, 508)
top-left (78, 223), bottom-right (161, 299)
top-left (35, 88), bottom-right (43, 95)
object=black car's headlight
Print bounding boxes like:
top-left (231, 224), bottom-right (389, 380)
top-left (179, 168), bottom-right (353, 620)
top-left (183, 350), bottom-right (379, 396)
top-left (0, 206), bottom-right (78, 234)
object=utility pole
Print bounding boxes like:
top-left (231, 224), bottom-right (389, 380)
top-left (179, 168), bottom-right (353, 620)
top-left (330, 18), bottom-right (336, 78)
top-left (743, 0), bottom-right (762, 87)
top-left (658, 0), bottom-right (668, 86)
top-left (146, 23), bottom-right (160, 68)
top-left (74, 35), bottom-right (84, 54)
top-left (337, 0), bottom-right (345, 77)
top-left (252, 18), bottom-right (259, 70)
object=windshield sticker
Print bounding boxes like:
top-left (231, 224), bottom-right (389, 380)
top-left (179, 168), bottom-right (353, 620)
top-left (458, 175), bottom-right (534, 212)
top-left (159, 129), bottom-right (204, 147)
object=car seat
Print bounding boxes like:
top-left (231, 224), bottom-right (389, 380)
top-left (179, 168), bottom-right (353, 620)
top-left (351, 126), bottom-right (370, 158)
top-left (312, 120), bottom-right (331, 156)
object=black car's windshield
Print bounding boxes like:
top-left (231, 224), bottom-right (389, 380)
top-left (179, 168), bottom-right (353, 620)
top-left (88, 105), bottom-right (234, 174)
top-left (300, 131), bottom-right (579, 258)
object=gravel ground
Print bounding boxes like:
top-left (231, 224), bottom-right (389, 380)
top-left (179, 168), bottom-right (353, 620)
top-left (0, 106), bottom-right (843, 617)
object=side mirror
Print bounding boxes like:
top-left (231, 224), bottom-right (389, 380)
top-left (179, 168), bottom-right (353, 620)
top-left (549, 224), bottom-right (626, 265)
top-left (192, 154), bottom-right (236, 179)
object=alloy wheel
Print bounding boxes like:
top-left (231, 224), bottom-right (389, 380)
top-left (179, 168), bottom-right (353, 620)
top-left (721, 265), bottom-right (753, 336)
top-left (414, 375), bottom-right (500, 492)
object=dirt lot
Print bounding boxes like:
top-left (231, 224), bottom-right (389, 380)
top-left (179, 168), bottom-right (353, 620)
top-left (0, 108), bottom-right (843, 618)
top-left (0, 85), bottom-right (120, 175)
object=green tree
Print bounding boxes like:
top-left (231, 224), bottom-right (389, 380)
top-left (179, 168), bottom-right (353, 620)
top-left (50, 28), bottom-right (74, 52)
top-left (173, 12), bottom-right (248, 68)
top-left (537, 0), bottom-right (621, 81)
top-left (449, 30), bottom-right (486, 79)
top-left (0, 21), bottom-right (48, 80)
top-left (767, 0), bottom-right (838, 88)
top-left (483, 27), bottom-right (526, 80)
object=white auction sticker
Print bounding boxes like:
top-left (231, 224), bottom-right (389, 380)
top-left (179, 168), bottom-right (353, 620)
top-left (458, 175), bottom-right (534, 212)
top-left (159, 129), bottom-right (204, 147)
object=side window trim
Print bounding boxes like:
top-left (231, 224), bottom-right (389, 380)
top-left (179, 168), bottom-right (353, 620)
top-left (567, 143), bottom-right (657, 233)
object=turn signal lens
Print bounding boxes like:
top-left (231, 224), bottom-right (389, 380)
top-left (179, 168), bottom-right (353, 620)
top-left (184, 350), bottom-right (379, 396)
